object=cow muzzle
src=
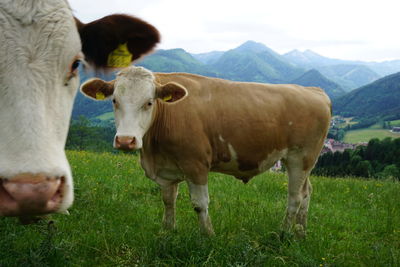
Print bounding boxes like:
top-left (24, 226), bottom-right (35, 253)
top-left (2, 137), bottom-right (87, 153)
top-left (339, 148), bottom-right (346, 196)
top-left (0, 173), bottom-right (64, 216)
top-left (114, 136), bottom-right (137, 151)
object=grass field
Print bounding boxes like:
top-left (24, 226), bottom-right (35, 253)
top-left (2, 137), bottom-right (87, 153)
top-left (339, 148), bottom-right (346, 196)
top-left (1, 151), bottom-right (400, 266)
top-left (339, 118), bottom-right (400, 143)
top-left (391, 120), bottom-right (400, 127)
top-left (344, 128), bottom-right (400, 143)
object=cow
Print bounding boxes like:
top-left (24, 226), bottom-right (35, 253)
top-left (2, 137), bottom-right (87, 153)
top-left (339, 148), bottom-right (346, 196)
top-left (0, 1), bottom-right (159, 219)
top-left (81, 66), bottom-right (331, 237)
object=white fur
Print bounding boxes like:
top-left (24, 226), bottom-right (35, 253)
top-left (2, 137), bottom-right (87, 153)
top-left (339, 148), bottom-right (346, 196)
top-left (187, 181), bottom-right (214, 235)
top-left (113, 67), bottom-right (156, 149)
top-left (0, 0), bottom-right (81, 213)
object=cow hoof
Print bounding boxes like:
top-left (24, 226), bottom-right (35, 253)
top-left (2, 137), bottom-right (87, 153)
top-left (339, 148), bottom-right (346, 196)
top-left (162, 225), bottom-right (177, 233)
top-left (162, 220), bottom-right (176, 231)
top-left (294, 224), bottom-right (306, 239)
top-left (200, 228), bottom-right (215, 237)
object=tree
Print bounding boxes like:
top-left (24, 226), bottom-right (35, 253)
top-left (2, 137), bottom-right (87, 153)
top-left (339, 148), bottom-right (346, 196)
top-left (378, 164), bottom-right (400, 180)
top-left (354, 160), bottom-right (372, 178)
top-left (66, 115), bottom-right (116, 152)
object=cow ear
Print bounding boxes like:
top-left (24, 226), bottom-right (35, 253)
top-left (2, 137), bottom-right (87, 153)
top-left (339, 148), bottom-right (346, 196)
top-left (156, 82), bottom-right (188, 103)
top-left (75, 14), bottom-right (160, 70)
top-left (80, 78), bottom-right (115, 101)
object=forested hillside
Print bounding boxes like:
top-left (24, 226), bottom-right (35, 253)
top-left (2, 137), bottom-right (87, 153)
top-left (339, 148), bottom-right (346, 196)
top-left (314, 138), bottom-right (400, 179)
top-left (333, 72), bottom-right (400, 120)
top-left (291, 69), bottom-right (345, 99)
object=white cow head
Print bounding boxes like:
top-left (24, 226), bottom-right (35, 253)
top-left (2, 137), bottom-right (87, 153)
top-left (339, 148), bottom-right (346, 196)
top-left (0, 1), bottom-right (159, 217)
top-left (80, 67), bottom-right (187, 151)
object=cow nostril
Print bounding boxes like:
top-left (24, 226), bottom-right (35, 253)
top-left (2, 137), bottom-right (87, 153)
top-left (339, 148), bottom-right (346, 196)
top-left (115, 136), bottom-right (136, 150)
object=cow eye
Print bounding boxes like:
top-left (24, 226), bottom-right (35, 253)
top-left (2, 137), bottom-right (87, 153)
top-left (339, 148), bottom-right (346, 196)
top-left (71, 60), bottom-right (81, 72)
top-left (64, 55), bottom-right (83, 86)
top-left (142, 100), bottom-right (153, 110)
top-left (112, 98), bottom-right (119, 108)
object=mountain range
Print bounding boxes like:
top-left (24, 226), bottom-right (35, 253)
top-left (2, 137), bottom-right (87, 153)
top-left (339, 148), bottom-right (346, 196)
top-left (139, 41), bottom-right (399, 93)
top-left (136, 41), bottom-right (344, 99)
top-left (283, 49), bottom-right (400, 76)
top-left (72, 41), bottom-right (400, 123)
top-left (208, 41), bottom-right (304, 84)
top-left (283, 49), bottom-right (395, 91)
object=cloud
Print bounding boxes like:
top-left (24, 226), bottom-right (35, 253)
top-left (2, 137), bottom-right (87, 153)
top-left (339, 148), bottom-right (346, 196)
top-left (69, 0), bottom-right (400, 61)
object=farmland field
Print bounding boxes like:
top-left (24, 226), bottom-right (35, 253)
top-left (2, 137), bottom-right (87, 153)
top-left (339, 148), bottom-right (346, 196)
top-left (343, 119), bottom-right (400, 143)
top-left (391, 120), bottom-right (400, 127)
top-left (1, 151), bottom-right (399, 266)
top-left (344, 128), bottom-right (400, 143)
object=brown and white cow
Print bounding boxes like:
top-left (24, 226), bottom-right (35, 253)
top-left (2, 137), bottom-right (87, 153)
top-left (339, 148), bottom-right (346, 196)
top-left (81, 66), bottom-right (331, 236)
top-left (0, 1), bottom-right (159, 218)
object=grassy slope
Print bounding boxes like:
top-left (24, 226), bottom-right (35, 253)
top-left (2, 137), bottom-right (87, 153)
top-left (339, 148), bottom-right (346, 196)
top-left (95, 112), bottom-right (114, 122)
top-left (1, 151), bottom-right (399, 266)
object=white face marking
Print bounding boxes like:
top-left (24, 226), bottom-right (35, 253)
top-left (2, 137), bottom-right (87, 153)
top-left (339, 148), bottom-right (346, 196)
top-left (112, 67), bottom-right (156, 149)
top-left (289, 121), bottom-right (293, 126)
top-left (0, 0), bottom-right (82, 212)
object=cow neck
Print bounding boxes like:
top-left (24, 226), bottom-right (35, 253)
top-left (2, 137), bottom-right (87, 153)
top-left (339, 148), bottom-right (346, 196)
top-left (143, 99), bottom-right (172, 150)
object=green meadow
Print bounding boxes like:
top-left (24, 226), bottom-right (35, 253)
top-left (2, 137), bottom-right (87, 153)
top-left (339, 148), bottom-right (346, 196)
top-left (344, 120), bottom-right (400, 143)
top-left (1, 151), bottom-right (399, 266)
top-left (344, 128), bottom-right (400, 143)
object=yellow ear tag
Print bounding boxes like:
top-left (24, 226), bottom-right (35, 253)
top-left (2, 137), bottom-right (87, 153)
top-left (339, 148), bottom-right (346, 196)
top-left (96, 92), bottom-right (106, 100)
top-left (107, 43), bottom-right (133, 68)
top-left (163, 94), bottom-right (173, 102)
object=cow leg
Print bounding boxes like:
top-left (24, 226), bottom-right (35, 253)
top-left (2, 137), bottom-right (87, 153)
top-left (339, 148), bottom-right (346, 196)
top-left (296, 177), bottom-right (312, 229)
top-left (187, 181), bottom-right (214, 236)
top-left (160, 182), bottom-right (179, 230)
top-left (282, 155), bottom-right (312, 238)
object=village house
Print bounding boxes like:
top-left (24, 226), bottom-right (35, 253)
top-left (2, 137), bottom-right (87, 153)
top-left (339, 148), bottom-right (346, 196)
top-left (391, 127), bottom-right (400, 133)
top-left (322, 139), bottom-right (367, 154)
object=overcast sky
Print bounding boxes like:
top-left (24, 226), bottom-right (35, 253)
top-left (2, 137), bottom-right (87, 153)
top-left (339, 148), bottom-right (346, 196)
top-left (69, 0), bottom-right (400, 62)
